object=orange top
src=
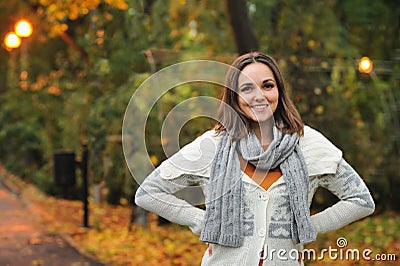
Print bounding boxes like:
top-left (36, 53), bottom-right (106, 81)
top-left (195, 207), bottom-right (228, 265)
top-left (239, 155), bottom-right (282, 191)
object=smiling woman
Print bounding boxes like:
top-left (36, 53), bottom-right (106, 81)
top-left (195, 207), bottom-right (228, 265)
top-left (215, 52), bottom-right (304, 142)
top-left (237, 63), bottom-right (279, 146)
top-left (238, 64), bottom-right (278, 117)
top-left (135, 51), bottom-right (375, 266)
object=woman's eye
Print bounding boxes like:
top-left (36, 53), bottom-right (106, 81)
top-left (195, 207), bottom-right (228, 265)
top-left (263, 83), bottom-right (274, 89)
top-left (240, 86), bottom-right (252, 93)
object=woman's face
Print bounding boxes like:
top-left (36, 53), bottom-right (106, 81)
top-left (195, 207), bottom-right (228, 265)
top-left (237, 62), bottom-right (279, 124)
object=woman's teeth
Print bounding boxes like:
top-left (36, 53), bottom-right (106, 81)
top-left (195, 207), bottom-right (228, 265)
top-left (251, 104), bottom-right (268, 109)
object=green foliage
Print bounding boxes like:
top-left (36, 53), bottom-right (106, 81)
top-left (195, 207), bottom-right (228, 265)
top-left (0, 0), bottom-right (398, 210)
top-left (87, 73), bottom-right (149, 204)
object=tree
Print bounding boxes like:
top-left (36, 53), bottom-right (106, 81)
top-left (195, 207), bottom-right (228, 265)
top-left (224, 0), bottom-right (259, 54)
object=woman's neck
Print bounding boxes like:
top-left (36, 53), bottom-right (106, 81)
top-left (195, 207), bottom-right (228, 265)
top-left (252, 119), bottom-right (274, 150)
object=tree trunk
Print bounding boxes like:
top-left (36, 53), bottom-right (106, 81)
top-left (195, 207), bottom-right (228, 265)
top-left (224, 0), bottom-right (259, 55)
top-left (144, 0), bottom-right (156, 15)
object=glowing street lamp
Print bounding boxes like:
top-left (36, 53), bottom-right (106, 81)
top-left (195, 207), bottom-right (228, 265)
top-left (358, 56), bottom-right (373, 73)
top-left (4, 32), bottom-right (21, 50)
top-left (3, 19), bottom-right (33, 88)
top-left (15, 20), bottom-right (33, 38)
top-left (3, 19), bottom-right (33, 51)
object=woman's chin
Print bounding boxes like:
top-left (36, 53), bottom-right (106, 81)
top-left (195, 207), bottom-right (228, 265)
top-left (250, 116), bottom-right (274, 125)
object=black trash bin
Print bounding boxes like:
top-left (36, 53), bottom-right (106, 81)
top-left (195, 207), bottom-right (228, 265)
top-left (53, 151), bottom-right (76, 187)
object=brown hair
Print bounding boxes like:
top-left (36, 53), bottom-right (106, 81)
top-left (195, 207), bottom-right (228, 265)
top-left (214, 51), bottom-right (304, 139)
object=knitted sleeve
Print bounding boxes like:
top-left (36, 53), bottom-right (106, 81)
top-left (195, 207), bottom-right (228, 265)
top-left (310, 158), bottom-right (375, 234)
top-left (300, 125), bottom-right (343, 176)
top-left (135, 170), bottom-right (206, 234)
top-left (135, 130), bottom-right (218, 234)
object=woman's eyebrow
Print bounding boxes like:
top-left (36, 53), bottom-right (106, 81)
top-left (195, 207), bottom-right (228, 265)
top-left (238, 82), bottom-right (253, 88)
top-left (262, 79), bottom-right (275, 83)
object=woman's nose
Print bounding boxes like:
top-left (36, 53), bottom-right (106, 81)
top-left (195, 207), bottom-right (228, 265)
top-left (253, 87), bottom-right (265, 101)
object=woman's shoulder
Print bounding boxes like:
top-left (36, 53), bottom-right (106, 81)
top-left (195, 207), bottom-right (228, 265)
top-left (299, 125), bottom-right (343, 176)
top-left (302, 125), bottom-right (330, 139)
top-left (188, 129), bottom-right (224, 150)
top-left (300, 125), bottom-right (339, 149)
top-left (157, 129), bottom-right (220, 178)
top-left (197, 129), bottom-right (222, 141)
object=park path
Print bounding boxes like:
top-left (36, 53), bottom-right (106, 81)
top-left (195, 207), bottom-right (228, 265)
top-left (0, 183), bottom-right (106, 266)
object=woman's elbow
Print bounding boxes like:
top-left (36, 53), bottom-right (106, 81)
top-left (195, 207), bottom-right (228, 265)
top-left (367, 197), bottom-right (376, 215)
top-left (361, 194), bottom-right (376, 217)
top-left (134, 186), bottom-right (147, 208)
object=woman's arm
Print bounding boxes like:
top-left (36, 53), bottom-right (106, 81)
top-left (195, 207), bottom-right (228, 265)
top-left (310, 158), bottom-right (375, 234)
top-left (135, 130), bottom-right (217, 234)
top-left (135, 169), bottom-right (206, 234)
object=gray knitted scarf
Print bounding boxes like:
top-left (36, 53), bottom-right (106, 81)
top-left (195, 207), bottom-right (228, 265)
top-left (199, 126), bottom-right (317, 247)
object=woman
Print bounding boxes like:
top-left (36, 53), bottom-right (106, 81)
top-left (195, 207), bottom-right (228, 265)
top-left (135, 51), bottom-right (375, 265)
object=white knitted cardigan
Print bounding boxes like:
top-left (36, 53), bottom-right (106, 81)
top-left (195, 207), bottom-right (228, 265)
top-left (135, 126), bottom-right (375, 265)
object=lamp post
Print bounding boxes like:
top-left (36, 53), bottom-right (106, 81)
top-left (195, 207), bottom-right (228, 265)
top-left (3, 19), bottom-right (33, 88)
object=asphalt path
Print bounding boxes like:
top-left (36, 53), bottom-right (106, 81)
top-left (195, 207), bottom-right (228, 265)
top-left (0, 183), bottom-right (106, 266)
